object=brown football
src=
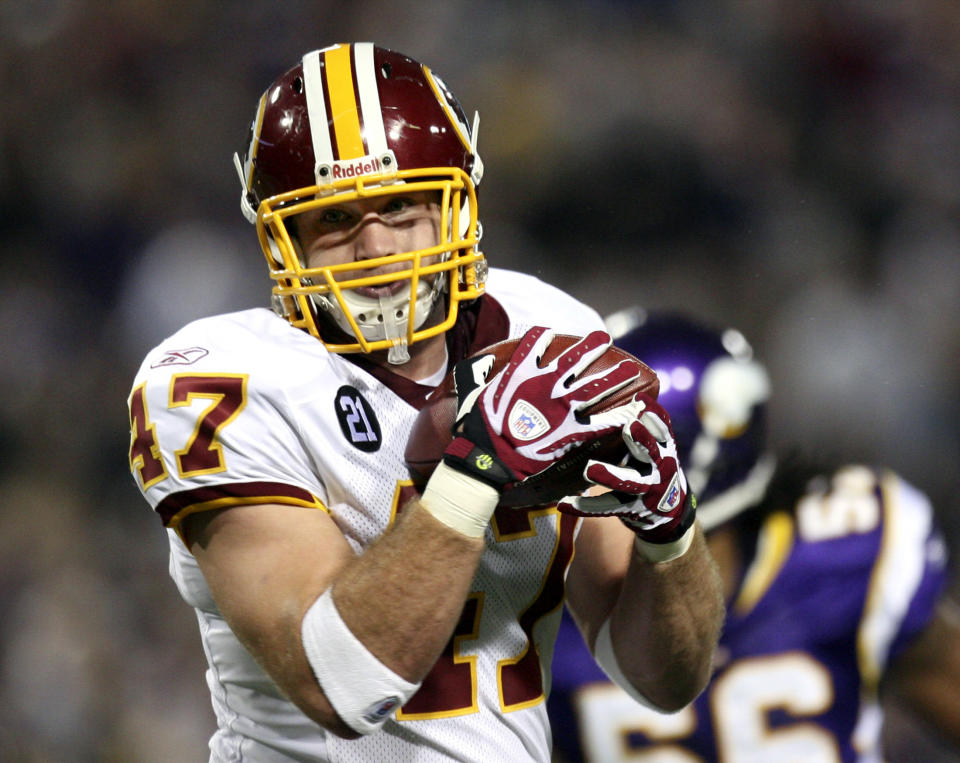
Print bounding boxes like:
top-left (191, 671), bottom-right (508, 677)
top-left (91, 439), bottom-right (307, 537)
top-left (404, 333), bottom-right (659, 508)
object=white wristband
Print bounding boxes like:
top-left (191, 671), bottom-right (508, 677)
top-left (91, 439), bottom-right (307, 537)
top-left (633, 522), bottom-right (696, 564)
top-left (420, 461), bottom-right (500, 538)
top-left (301, 588), bottom-right (421, 735)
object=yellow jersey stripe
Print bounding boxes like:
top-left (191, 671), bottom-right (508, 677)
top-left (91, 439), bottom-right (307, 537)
top-left (734, 511), bottom-right (794, 615)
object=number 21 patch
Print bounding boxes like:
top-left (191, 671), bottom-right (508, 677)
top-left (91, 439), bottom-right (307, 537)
top-left (334, 386), bottom-right (381, 452)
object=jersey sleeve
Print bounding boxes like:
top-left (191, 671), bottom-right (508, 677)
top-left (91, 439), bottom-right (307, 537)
top-left (127, 312), bottom-right (328, 535)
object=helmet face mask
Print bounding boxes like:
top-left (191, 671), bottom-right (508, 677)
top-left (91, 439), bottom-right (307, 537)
top-left (235, 43), bottom-right (486, 361)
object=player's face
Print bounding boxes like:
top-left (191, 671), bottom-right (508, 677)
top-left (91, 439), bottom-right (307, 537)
top-left (297, 191), bottom-right (443, 290)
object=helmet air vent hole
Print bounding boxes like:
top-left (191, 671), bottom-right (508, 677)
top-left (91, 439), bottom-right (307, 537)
top-left (292, 76), bottom-right (304, 94)
top-left (380, 63), bottom-right (392, 79)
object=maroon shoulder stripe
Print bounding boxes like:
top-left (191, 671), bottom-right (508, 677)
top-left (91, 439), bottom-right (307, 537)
top-left (156, 481), bottom-right (324, 527)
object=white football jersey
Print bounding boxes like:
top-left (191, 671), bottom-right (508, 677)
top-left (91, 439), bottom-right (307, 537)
top-left (128, 268), bottom-right (606, 762)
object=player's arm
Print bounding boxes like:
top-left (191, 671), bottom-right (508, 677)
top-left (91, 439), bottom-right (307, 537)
top-left (559, 396), bottom-right (724, 711)
top-left (881, 597), bottom-right (960, 748)
top-left (183, 497), bottom-right (486, 739)
top-left (565, 517), bottom-right (722, 711)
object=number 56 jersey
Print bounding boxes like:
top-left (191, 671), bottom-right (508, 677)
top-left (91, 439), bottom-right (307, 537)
top-left (550, 466), bottom-right (949, 763)
top-left (127, 269), bottom-right (605, 762)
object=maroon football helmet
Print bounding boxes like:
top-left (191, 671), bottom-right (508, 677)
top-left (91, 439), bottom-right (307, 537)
top-left (234, 43), bottom-right (486, 362)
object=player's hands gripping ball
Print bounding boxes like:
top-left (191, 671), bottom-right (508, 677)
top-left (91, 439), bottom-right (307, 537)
top-left (442, 327), bottom-right (643, 490)
top-left (558, 393), bottom-right (697, 562)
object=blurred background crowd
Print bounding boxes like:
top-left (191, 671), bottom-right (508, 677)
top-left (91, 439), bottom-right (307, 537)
top-left (1, 1), bottom-right (957, 760)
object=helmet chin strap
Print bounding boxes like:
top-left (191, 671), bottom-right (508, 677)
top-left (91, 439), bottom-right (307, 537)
top-left (380, 292), bottom-right (410, 365)
top-left (313, 273), bottom-right (446, 363)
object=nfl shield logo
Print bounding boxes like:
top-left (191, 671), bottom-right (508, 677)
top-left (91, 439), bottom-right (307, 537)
top-left (658, 474), bottom-right (682, 512)
top-left (508, 400), bottom-right (549, 441)
top-left (665, 484), bottom-right (680, 507)
top-left (514, 413), bottom-right (536, 437)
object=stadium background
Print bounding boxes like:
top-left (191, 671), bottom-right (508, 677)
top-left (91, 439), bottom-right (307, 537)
top-left (0, 1), bottom-right (957, 759)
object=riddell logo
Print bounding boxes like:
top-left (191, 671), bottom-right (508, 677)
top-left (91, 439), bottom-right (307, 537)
top-left (332, 156), bottom-right (382, 179)
top-left (316, 151), bottom-right (396, 184)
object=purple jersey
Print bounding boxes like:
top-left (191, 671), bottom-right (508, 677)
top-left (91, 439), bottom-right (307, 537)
top-left (550, 466), bottom-right (948, 763)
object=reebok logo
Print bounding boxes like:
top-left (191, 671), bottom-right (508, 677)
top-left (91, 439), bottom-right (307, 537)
top-left (151, 346), bottom-right (208, 368)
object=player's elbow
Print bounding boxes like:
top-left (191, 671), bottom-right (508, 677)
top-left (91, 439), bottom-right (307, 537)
top-left (288, 690), bottom-right (364, 739)
top-left (634, 642), bottom-right (716, 712)
top-left (315, 703), bottom-right (364, 740)
top-left (640, 669), bottom-right (709, 713)
top-left (320, 717), bottom-right (364, 741)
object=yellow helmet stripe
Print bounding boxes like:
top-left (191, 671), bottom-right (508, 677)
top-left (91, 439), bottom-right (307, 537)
top-left (324, 44), bottom-right (365, 159)
top-left (245, 91), bottom-right (268, 190)
top-left (423, 65), bottom-right (472, 153)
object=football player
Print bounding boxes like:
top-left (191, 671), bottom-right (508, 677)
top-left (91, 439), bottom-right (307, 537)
top-left (126, 45), bottom-right (723, 761)
top-left (550, 309), bottom-right (960, 762)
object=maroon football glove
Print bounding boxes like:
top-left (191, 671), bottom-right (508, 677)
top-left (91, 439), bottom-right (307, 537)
top-left (558, 393), bottom-right (696, 561)
top-left (442, 327), bottom-right (642, 490)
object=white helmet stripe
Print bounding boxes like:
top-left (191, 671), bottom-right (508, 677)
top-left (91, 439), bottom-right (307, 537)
top-left (353, 42), bottom-right (388, 156)
top-left (303, 48), bottom-right (334, 166)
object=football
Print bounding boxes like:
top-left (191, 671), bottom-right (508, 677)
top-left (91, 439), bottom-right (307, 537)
top-left (404, 333), bottom-right (660, 508)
